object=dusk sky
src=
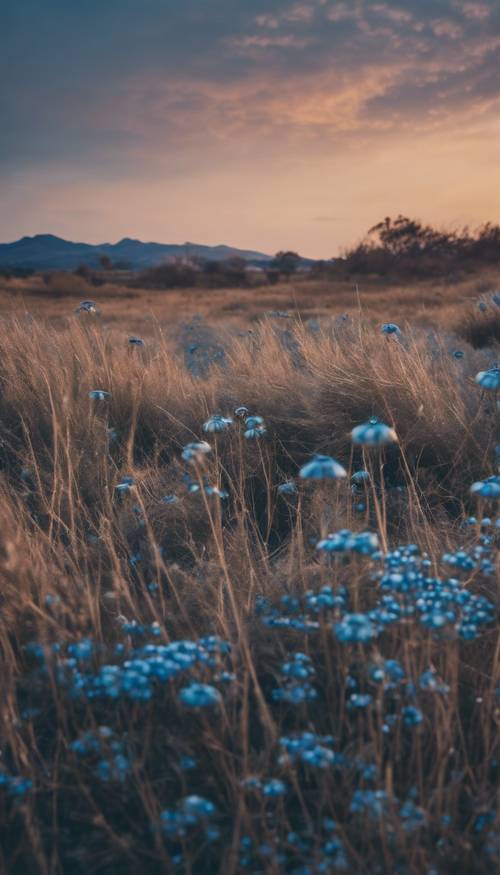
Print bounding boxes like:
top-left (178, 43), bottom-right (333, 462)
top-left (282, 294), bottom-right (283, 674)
top-left (2, 1), bottom-right (499, 257)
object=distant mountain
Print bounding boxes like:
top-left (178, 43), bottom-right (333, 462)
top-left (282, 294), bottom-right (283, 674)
top-left (0, 234), bottom-right (275, 271)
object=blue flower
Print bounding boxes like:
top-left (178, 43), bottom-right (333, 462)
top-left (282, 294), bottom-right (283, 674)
top-left (161, 493), bottom-right (179, 504)
top-left (351, 417), bottom-right (398, 447)
top-left (178, 682), bottom-right (222, 708)
top-left (181, 441), bottom-right (212, 462)
top-left (262, 779), bottom-right (287, 797)
top-left (352, 469), bottom-right (370, 485)
top-left (244, 415), bottom-right (267, 439)
top-left (475, 368), bottom-right (500, 391)
top-left (115, 476), bottom-right (134, 493)
top-left (452, 350), bottom-right (465, 359)
top-left (89, 390), bottom-right (111, 401)
top-left (470, 476), bottom-right (500, 499)
top-left (348, 693), bottom-right (373, 709)
top-left (234, 406), bottom-right (249, 418)
top-left (203, 414), bottom-right (233, 433)
top-left (334, 613), bottom-right (376, 643)
top-left (299, 455), bottom-right (347, 480)
top-left (181, 795), bottom-right (216, 818)
top-left (76, 300), bottom-right (96, 313)
top-left (402, 706), bottom-right (423, 727)
top-left (128, 336), bottom-right (145, 346)
top-left (277, 480), bottom-right (298, 495)
top-left (317, 529), bottom-right (379, 556)
top-left (381, 323), bottom-right (401, 336)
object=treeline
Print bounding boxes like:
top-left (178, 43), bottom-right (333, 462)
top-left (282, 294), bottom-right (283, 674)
top-left (334, 215), bottom-right (500, 278)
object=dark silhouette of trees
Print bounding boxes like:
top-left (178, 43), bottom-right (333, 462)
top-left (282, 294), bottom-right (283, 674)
top-left (271, 251), bottom-right (301, 276)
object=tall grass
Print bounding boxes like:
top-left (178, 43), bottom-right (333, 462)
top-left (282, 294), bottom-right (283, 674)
top-left (0, 315), bottom-right (498, 874)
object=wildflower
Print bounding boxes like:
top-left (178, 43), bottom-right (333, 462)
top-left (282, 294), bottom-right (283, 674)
top-left (178, 682), bottom-right (222, 708)
top-left (352, 469), bottom-right (370, 485)
top-left (181, 795), bottom-right (216, 818)
top-left (478, 301), bottom-right (487, 312)
top-left (348, 693), bottom-right (373, 709)
top-left (334, 613), bottom-right (376, 644)
top-left (181, 441), bottom-right (211, 462)
top-left (234, 405), bottom-right (249, 418)
top-left (299, 454), bottom-right (347, 480)
top-left (419, 669), bottom-right (450, 694)
top-left (128, 336), bottom-right (145, 346)
top-left (115, 475), bottom-right (134, 493)
top-left (244, 415), bottom-right (267, 439)
top-left (475, 368), bottom-right (500, 391)
top-left (470, 476), bottom-right (500, 499)
top-left (351, 416), bottom-right (398, 447)
top-left (277, 480), bottom-right (298, 495)
top-left (402, 706), bottom-right (423, 727)
top-left (75, 300), bottom-right (96, 313)
top-left (89, 390), bottom-right (111, 401)
top-left (452, 350), bottom-right (464, 359)
top-left (203, 414), bottom-right (233, 434)
top-left (381, 323), bottom-right (401, 336)
top-left (161, 493), bottom-right (179, 504)
top-left (204, 484), bottom-right (229, 499)
top-left (262, 779), bottom-right (287, 797)
top-left (350, 789), bottom-right (391, 819)
top-left (317, 529), bottom-right (379, 556)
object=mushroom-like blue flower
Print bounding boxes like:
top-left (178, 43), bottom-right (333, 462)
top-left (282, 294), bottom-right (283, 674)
top-left (234, 406), bottom-right (249, 418)
top-left (381, 323), bottom-right (401, 336)
top-left (352, 470), bottom-right (370, 485)
top-left (475, 368), bottom-right (500, 391)
top-left (262, 779), bottom-right (287, 797)
top-left (470, 476), bottom-right (500, 499)
top-left (244, 416), bottom-right (267, 439)
top-left (351, 417), bottom-right (398, 447)
top-left (128, 336), bottom-right (145, 346)
top-left (181, 441), bottom-right (211, 462)
top-left (203, 414), bottom-right (233, 434)
top-left (89, 390), bottom-right (111, 401)
top-left (478, 301), bottom-right (487, 312)
top-left (76, 300), bottom-right (97, 314)
top-left (180, 795), bottom-right (217, 818)
top-left (115, 476), bottom-right (134, 493)
top-left (452, 350), bottom-right (464, 360)
top-left (334, 613), bottom-right (376, 643)
top-left (161, 494), bottom-right (179, 505)
top-left (178, 683), bottom-right (222, 708)
top-left (299, 455), bottom-right (347, 480)
top-left (277, 480), bottom-right (298, 495)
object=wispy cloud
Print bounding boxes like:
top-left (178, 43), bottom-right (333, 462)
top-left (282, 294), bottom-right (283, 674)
top-left (1, 0), bottom-right (499, 254)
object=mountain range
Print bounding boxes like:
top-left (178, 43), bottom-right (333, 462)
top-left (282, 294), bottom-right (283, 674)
top-left (0, 234), bottom-right (274, 271)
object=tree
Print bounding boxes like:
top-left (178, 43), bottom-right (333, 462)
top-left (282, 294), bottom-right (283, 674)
top-left (271, 251), bottom-right (301, 276)
top-left (99, 254), bottom-right (113, 271)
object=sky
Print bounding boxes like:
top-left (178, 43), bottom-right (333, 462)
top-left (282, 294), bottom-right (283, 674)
top-left (1, 1), bottom-right (499, 258)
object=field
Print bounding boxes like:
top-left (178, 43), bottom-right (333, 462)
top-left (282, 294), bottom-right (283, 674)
top-left (0, 269), bottom-right (499, 874)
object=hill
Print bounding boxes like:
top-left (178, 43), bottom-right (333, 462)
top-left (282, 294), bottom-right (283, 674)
top-left (0, 234), bottom-right (274, 270)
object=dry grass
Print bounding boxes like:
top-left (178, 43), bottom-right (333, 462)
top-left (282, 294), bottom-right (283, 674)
top-left (0, 267), bottom-right (499, 333)
top-left (0, 284), bottom-right (498, 874)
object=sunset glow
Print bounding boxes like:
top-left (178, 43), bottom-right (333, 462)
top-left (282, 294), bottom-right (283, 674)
top-left (2, 1), bottom-right (499, 256)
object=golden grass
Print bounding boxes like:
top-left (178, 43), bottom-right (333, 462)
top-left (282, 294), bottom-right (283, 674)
top-left (0, 282), bottom-right (498, 874)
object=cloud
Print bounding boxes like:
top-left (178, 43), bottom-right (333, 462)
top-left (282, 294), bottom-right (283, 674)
top-left (1, 0), bottom-right (499, 250)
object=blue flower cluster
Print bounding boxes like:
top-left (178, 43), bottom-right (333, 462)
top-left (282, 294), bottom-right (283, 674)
top-left (70, 726), bottom-right (130, 783)
top-left (45, 635), bottom-right (232, 703)
top-left (316, 528), bottom-right (380, 556)
top-left (160, 795), bottom-right (219, 840)
top-left (0, 770), bottom-right (33, 798)
top-left (272, 652), bottom-right (318, 705)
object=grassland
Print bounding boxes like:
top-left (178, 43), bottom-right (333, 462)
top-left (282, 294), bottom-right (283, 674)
top-left (0, 269), bottom-right (498, 874)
